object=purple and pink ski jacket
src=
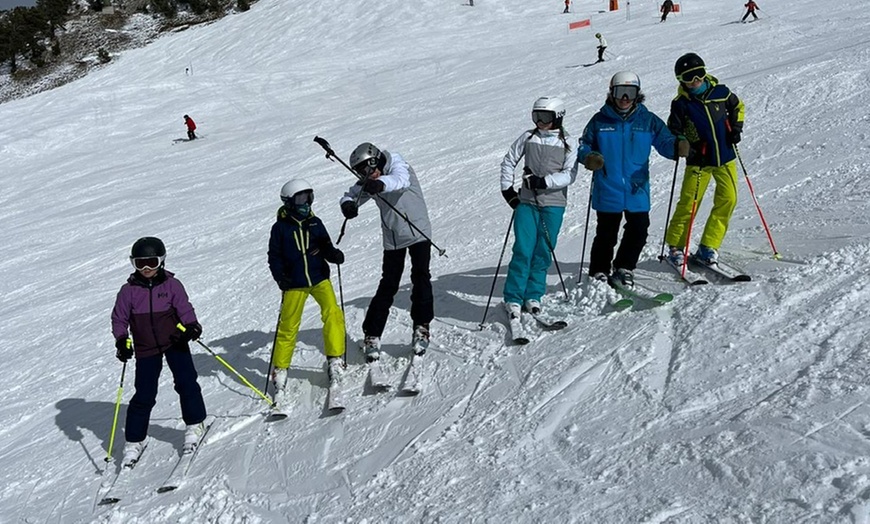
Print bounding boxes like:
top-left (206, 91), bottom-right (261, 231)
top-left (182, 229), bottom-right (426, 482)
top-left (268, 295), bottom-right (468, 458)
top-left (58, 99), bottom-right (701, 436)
top-left (111, 270), bottom-right (198, 358)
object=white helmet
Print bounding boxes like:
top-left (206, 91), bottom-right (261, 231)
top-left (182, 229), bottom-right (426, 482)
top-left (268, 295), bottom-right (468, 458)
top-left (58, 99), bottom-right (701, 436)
top-left (280, 178), bottom-right (314, 205)
top-left (610, 71), bottom-right (641, 89)
top-left (531, 97), bottom-right (566, 127)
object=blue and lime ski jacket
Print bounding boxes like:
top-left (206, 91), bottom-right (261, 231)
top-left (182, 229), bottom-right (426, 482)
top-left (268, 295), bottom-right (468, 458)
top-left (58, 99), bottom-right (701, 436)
top-left (577, 101), bottom-right (677, 213)
top-left (268, 207), bottom-right (341, 290)
top-left (668, 75), bottom-right (744, 167)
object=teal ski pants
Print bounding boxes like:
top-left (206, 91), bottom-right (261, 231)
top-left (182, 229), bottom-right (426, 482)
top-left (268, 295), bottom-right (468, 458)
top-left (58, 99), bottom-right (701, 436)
top-left (503, 203), bottom-right (565, 305)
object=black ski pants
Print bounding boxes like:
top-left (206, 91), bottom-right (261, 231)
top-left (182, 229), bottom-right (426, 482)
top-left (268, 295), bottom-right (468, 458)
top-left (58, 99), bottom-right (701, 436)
top-left (362, 241), bottom-right (433, 338)
top-left (125, 348), bottom-right (206, 442)
top-left (588, 210), bottom-right (650, 276)
top-left (742, 10), bottom-right (758, 21)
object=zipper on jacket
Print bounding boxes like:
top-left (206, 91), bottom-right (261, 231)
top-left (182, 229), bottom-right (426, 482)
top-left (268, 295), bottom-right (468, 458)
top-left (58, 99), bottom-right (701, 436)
top-left (147, 280), bottom-right (161, 352)
top-left (292, 226), bottom-right (313, 287)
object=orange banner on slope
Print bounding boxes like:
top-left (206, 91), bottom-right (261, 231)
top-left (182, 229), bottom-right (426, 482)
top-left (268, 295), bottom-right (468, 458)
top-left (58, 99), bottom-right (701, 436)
top-left (568, 19), bottom-right (591, 30)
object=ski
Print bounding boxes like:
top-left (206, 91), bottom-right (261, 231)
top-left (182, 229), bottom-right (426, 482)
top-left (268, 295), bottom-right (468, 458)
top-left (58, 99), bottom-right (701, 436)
top-left (610, 296), bottom-right (634, 311)
top-left (689, 256), bottom-right (752, 282)
top-left (508, 314), bottom-right (530, 345)
top-left (98, 439), bottom-right (149, 505)
top-left (661, 257), bottom-right (708, 286)
top-left (400, 353), bottom-right (424, 395)
top-left (156, 416), bottom-right (215, 494)
top-left (326, 370), bottom-right (347, 413)
top-left (367, 359), bottom-right (392, 391)
top-left (265, 389), bottom-right (289, 422)
top-left (610, 279), bottom-right (674, 306)
top-left (531, 313), bottom-right (568, 331)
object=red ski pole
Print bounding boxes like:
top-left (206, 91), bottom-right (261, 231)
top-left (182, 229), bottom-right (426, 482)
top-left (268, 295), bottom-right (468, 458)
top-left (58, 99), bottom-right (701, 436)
top-left (735, 147), bottom-right (781, 260)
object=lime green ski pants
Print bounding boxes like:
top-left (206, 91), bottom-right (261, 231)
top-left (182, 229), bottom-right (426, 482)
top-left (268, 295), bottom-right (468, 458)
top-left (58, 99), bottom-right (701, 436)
top-left (274, 279), bottom-right (345, 369)
top-left (665, 161), bottom-right (738, 251)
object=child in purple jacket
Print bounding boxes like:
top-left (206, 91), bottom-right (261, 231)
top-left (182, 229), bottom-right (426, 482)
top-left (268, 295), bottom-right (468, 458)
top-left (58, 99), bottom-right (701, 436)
top-left (111, 237), bottom-right (207, 465)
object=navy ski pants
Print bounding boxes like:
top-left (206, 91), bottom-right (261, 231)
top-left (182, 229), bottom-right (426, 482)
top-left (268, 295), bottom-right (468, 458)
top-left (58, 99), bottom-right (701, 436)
top-left (125, 348), bottom-right (206, 442)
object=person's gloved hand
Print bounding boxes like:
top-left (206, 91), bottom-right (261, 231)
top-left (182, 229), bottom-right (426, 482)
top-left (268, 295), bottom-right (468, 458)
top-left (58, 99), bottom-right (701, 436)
top-left (362, 179), bottom-right (385, 194)
top-left (182, 322), bottom-right (202, 342)
top-left (677, 139), bottom-right (690, 158)
top-left (501, 187), bottom-right (519, 209)
top-left (583, 152), bottom-right (604, 171)
top-left (340, 201), bottom-right (358, 219)
top-left (170, 322), bottom-right (202, 344)
top-left (115, 336), bottom-right (133, 362)
top-left (523, 175), bottom-right (548, 190)
top-left (728, 130), bottom-right (741, 145)
top-left (326, 247), bottom-right (344, 265)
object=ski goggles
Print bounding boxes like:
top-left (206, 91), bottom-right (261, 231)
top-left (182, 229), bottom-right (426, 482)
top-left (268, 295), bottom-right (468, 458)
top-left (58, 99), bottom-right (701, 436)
top-left (677, 67), bottom-right (706, 84)
top-left (611, 85), bottom-right (639, 101)
top-left (130, 255), bottom-right (165, 271)
top-left (532, 110), bottom-right (556, 125)
top-left (290, 190), bottom-right (313, 206)
top-left (353, 157), bottom-right (379, 177)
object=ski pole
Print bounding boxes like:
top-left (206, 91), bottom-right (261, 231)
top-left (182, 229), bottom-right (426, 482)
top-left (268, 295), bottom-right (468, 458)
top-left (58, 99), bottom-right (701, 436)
top-left (578, 177), bottom-right (594, 284)
top-left (263, 294), bottom-right (284, 396)
top-left (680, 169), bottom-right (704, 277)
top-left (529, 183), bottom-right (568, 300)
top-left (479, 210), bottom-right (516, 329)
top-left (313, 136), bottom-right (447, 257)
top-left (735, 146), bottom-right (781, 259)
top-left (659, 158), bottom-right (680, 260)
top-left (336, 263), bottom-right (347, 365)
top-left (178, 324), bottom-right (275, 408)
top-left (105, 359), bottom-right (128, 465)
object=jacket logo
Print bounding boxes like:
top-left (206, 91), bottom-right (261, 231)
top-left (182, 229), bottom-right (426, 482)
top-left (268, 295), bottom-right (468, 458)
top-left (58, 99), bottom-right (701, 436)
top-left (157, 291), bottom-right (168, 299)
top-left (600, 125), bottom-right (616, 132)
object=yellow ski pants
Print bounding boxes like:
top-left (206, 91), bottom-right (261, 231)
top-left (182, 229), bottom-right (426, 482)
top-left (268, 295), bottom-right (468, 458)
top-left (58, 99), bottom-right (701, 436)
top-left (273, 279), bottom-right (345, 369)
top-left (665, 161), bottom-right (738, 251)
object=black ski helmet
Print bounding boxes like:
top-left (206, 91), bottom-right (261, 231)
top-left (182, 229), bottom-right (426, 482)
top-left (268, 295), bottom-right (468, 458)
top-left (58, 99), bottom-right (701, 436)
top-left (131, 237), bottom-right (166, 258)
top-left (674, 53), bottom-right (705, 82)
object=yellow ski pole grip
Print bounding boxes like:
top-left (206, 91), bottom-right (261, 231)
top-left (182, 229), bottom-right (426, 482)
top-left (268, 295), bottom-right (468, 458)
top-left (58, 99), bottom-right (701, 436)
top-left (177, 324), bottom-right (275, 407)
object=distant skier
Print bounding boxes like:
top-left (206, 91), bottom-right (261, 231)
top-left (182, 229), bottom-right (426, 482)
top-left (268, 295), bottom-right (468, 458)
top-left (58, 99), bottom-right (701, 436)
top-left (595, 33), bottom-right (607, 63)
top-left (665, 53), bottom-right (745, 268)
top-left (741, 0), bottom-right (759, 22)
top-left (660, 0), bottom-right (674, 22)
top-left (267, 179), bottom-right (346, 400)
top-left (111, 237), bottom-right (208, 465)
top-left (563, 0), bottom-right (570, 14)
top-left (183, 115), bottom-right (196, 140)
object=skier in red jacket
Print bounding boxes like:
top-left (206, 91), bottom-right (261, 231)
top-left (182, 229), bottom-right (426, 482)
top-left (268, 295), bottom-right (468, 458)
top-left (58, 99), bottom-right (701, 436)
top-left (183, 115), bottom-right (197, 140)
top-left (742, 0), bottom-right (759, 22)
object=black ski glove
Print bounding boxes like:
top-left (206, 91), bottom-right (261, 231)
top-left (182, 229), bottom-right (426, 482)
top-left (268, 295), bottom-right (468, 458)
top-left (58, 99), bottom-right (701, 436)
top-left (318, 238), bottom-right (344, 265)
top-left (523, 175), bottom-right (548, 190)
top-left (170, 322), bottom-right (202, 344)
top-left (340, 201), bottom-right (358, 219)
top-left (326, 248), bottom-right (345, 265)
top-left (501, 187), bottom-right (519, 209)
top-left (727, 130), bottom-right (741, 145)
top-left (115, 336), bottom-right (133, 362)
top-left (362, 179), bottom-right (385, 194)
top-left (182, 322), bottom-right (203, 342)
